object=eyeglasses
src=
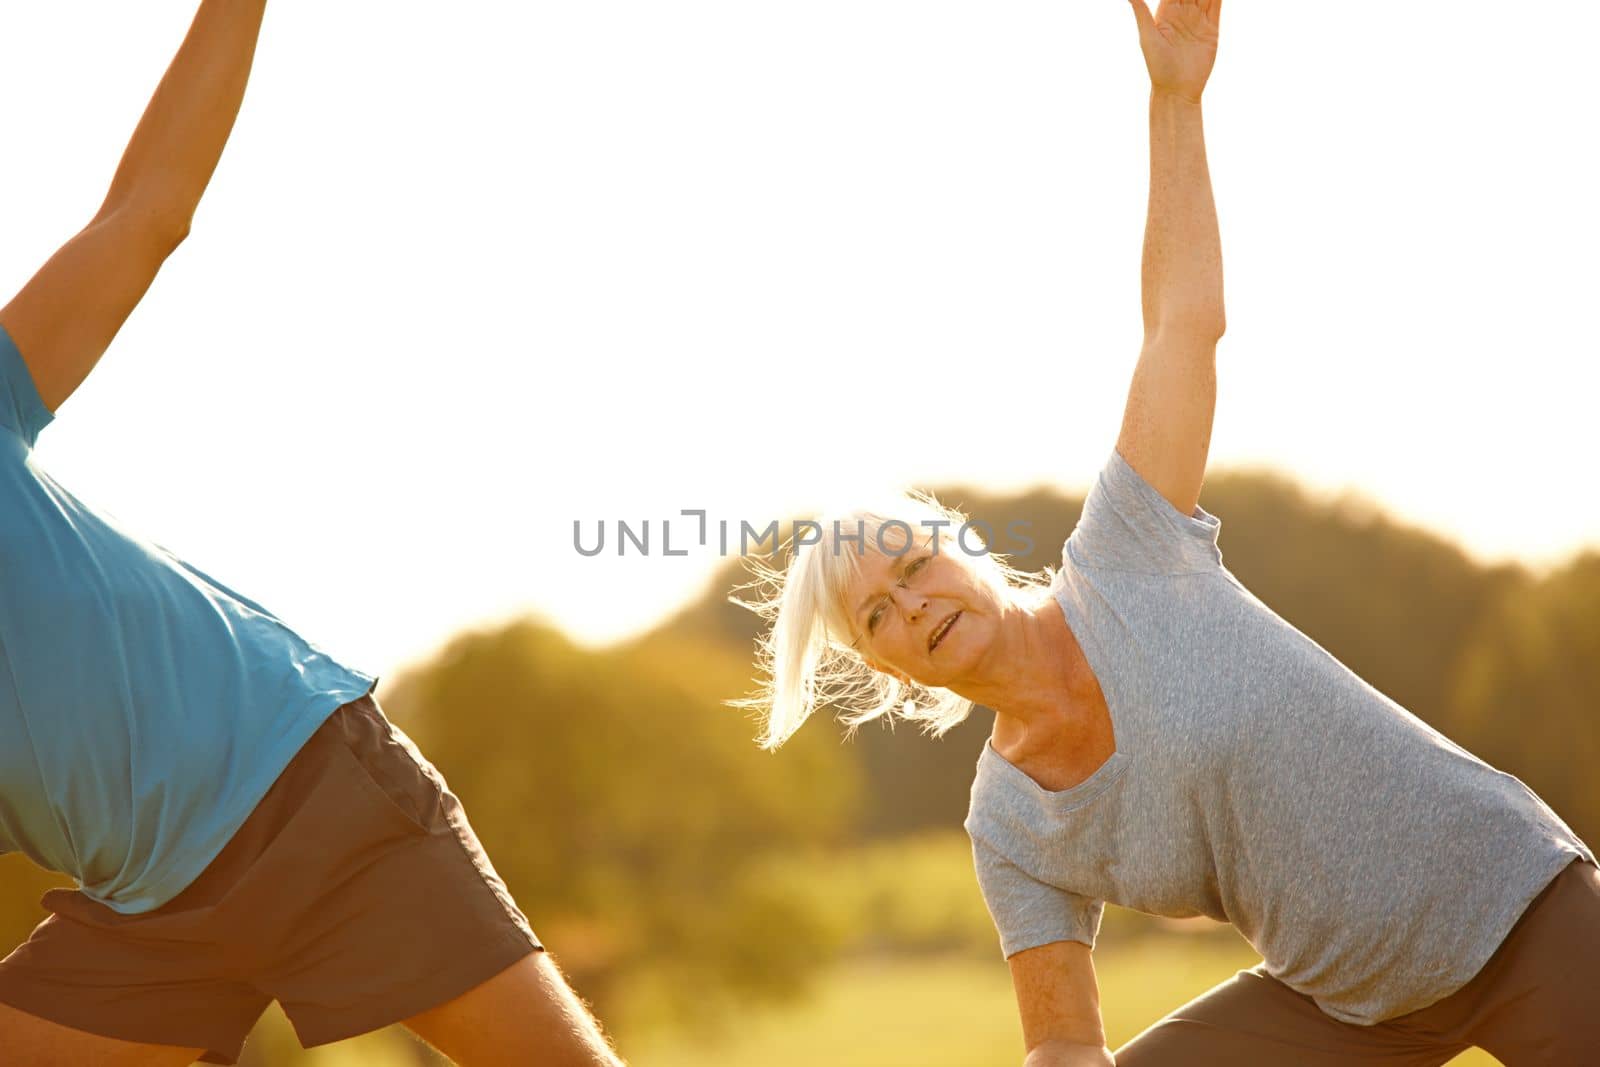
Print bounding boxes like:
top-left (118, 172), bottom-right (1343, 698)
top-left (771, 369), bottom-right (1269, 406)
top-left (848, 541), bottom-right (934, 651)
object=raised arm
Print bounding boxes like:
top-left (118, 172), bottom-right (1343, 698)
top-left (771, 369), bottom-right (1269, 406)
top-left (1115, 0), bottom-right (1225, 516)
top-left (1011, 941), bottom-right (1116, 1067)
top-left (0, 0), bottom-right (269, 414)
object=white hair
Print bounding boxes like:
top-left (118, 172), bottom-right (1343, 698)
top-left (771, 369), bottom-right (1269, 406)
top-left (731, 489), bottom-right (1053, 750)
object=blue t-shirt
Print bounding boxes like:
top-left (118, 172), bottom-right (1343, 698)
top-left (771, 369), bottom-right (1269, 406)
top-left (0, 326), bottom-right (374, 914)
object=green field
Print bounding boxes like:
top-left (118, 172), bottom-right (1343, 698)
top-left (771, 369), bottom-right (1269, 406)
top-left (225, 832), bottom-right (1504, 1065)
top-left (237, 938), bottom-right (1505, 1065)
top-left (2, 838), bottom-right (1508, 1066)
top-left (628, 942), bottom-right (1502, 1067)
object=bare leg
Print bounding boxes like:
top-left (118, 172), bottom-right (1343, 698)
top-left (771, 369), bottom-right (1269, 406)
top-left (0, 1001), bottom-right (205, 1067)
top-left (402, 952), bottom-right (623, 1067)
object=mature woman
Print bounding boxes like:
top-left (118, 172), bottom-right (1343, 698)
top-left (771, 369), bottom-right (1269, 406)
top-left (745, 3), bottom-right (1598, 1064)
top-left (0, 5), bottom-right (619, 1065)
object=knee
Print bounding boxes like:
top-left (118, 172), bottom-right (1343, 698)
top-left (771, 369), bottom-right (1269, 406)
top-left (1113, 1017), bottom-right (1196, 1067)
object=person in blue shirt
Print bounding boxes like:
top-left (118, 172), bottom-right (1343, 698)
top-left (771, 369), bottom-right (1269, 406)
top-left (0, 4), bottom-right (621, 1065)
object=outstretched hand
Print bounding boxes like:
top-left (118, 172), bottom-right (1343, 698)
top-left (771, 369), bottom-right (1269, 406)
top-left (1126, 0), bottom-right (1221, 103)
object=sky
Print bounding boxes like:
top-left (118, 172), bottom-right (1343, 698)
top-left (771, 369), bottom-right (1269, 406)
top-left (3, 2), bottom-right (1596, 681)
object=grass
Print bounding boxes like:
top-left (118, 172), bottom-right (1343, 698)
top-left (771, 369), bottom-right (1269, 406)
top-left (237, 1005), bottom-right (433, 1067)
top-left (628, 942), bottom-right (1503, 1067)
top-left (229, 832), bottom-right (1505, 1065)
top-left (243, 944), bottom-right (1505, 1067)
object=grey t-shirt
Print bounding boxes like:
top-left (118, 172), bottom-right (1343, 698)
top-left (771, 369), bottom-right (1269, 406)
top-left (963, 449), bottom-right (1594, 1026)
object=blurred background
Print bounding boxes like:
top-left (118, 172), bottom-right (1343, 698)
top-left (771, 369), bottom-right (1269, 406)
top-left (2, 2), bottom-right (1596, 1065)
top-left (3, 482), bottom-right (1591, 1064)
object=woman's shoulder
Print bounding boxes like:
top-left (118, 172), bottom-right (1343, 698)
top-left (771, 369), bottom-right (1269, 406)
top-left (1065, 449), bottom-right (1223, 576)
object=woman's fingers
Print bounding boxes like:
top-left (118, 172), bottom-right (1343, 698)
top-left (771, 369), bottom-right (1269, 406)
top-left (1127, 0), bottom-right (1157, 37)
top-left (1157, 0), bottom-right (1220, 44)
top-left (1135, 0), bottom-right (1219, 45)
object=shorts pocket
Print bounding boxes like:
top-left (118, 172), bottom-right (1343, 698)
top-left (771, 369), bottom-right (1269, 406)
top-left (329, 715), bottom-right (433, 839)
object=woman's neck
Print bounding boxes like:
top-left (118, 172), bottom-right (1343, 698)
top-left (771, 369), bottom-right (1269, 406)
top-left (947, 595), bottom-right (1097, 731)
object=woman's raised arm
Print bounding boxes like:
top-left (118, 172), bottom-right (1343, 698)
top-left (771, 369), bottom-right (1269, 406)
top-left (0, 0), bottom-right (269, 414)
top-left (1115, 0), bottom-right (1225, 517)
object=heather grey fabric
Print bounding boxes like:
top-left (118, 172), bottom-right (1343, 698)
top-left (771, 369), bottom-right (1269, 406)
top-left (964, 449), bottom-right (1594, 1026)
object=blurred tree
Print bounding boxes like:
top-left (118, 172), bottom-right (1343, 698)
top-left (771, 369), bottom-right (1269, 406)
top-left (1449, 552), bottom-right (1600, 845)
top-left (377, 619), bottom-right (861, 1027)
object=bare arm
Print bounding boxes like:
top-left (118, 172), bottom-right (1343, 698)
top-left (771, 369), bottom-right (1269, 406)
top-left (1116, 0), bottom-right (1225, 516)
top-left (0, 0), bottom-right (270, 414)
top-left (1010, 941), bottom-right (1116, 1067)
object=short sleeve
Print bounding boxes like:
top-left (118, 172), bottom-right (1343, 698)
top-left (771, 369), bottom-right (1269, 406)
top-left (0, 325), bottom-right (55, 448)
top-left (971, 835), bottom-right (1103, 959)
top-left (1064, 449), bottom-right (1222, 575)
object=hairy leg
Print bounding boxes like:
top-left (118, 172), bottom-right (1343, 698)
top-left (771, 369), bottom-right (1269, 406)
top-left (402, 951), bottom-right (623, 1067)
top-left (0, 1000), bottom-right (204, 1067)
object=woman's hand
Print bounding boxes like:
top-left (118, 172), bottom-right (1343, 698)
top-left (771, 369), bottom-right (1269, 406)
top-left (1126, 0), bottom-right (1221, 104)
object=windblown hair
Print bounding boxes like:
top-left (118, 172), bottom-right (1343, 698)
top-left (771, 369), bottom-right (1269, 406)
top-left (731, 490), bottom-right (1053, 750)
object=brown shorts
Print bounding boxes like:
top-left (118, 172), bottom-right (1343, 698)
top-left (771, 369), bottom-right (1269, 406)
top-left (0, 694), bottom-right (542, 1064)
top-left (1116, 857), bottom-right (1600, 1066)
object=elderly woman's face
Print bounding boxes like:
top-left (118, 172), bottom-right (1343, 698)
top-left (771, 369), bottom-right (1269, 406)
top-left (841, 532), bottom-right (1000, 686)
